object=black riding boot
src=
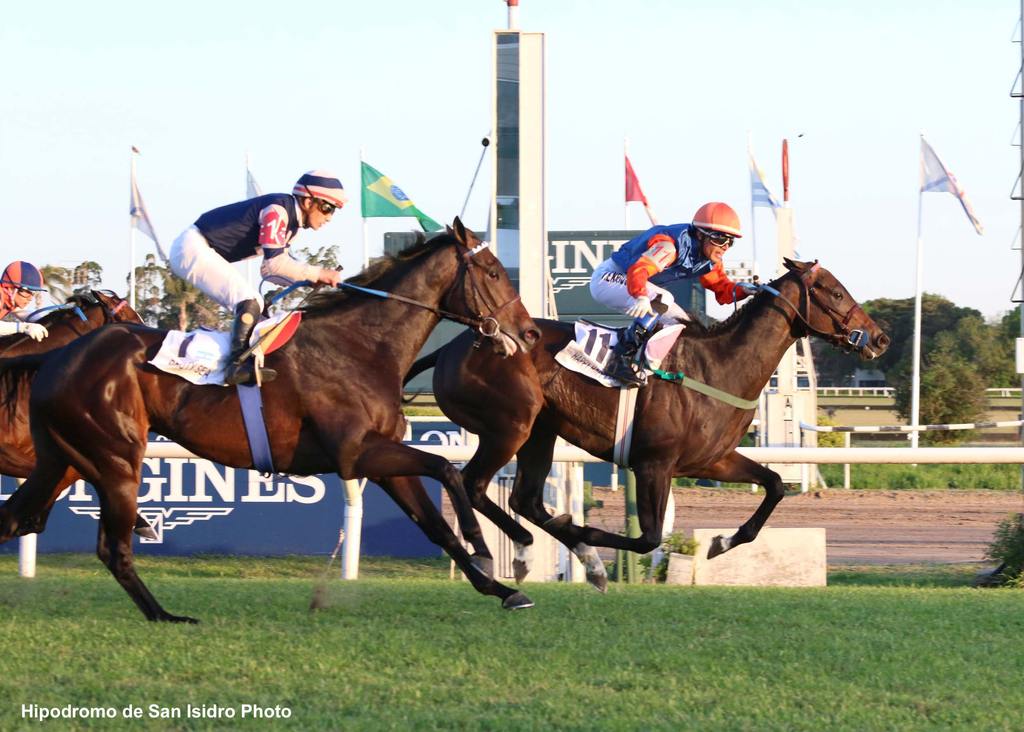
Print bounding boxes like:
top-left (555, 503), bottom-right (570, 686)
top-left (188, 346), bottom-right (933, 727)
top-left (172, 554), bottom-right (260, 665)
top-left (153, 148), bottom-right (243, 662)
top-left (605, 323), bottom-right (648, 388)
top-left (223, 299), bottom-right (277, 386)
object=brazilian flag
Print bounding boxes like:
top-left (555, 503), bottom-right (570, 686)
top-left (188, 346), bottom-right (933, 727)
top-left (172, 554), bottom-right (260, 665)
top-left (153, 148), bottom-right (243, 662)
top-left (360, 162), bottom-right (441, 231)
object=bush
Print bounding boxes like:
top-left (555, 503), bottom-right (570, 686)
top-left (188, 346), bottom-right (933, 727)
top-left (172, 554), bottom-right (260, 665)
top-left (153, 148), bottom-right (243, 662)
top-left (654, 532), bottom-right (698, 582)
top-left (984, 513), bottom-right (1024, 585)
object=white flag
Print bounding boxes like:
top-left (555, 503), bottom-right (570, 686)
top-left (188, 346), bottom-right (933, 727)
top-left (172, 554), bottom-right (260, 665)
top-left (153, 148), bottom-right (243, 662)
top-left (748, 145), bottom-right (780, 216)
top-left (130, 148), bottom-right (169, 261)
top-left (919, 136), bottom-right (983, 235)
top-left (246, 167), bottom-right (264, 199)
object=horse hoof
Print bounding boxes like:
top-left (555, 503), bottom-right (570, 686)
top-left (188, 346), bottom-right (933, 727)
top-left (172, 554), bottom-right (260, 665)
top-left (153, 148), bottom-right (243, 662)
top-left (471, 555), bottom-right (494, 579)
top-left (501, 591), bottom-right (534, 610)
top-left (706, 535), bottom-right (729, 559)
top-left (133, 514), bottom-right (158, 540)
top-left (157, 613), bottom-right (200, 624)
top-left (587, 571), bottom-right (608, 593)
top-left (512, 559), bottom-right (529, 584)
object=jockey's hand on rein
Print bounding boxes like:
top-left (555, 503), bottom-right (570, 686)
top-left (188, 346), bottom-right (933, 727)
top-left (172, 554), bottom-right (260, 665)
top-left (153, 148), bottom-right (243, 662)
top-left (626, 296), bottom-right (654, 318)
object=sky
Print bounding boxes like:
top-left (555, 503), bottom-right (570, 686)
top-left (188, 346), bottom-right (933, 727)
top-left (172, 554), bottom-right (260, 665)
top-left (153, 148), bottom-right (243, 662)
top-left (1, 0), bottom-right (1020, 320)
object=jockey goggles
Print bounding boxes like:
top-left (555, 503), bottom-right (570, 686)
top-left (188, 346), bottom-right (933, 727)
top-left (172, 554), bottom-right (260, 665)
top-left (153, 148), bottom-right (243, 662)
top-left (315, 200), bottom-right (338, 216)
top-left (697, 227), bottom-right (734, 249)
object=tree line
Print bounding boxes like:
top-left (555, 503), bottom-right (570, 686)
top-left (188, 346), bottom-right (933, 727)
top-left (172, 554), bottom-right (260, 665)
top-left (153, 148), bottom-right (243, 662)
top-left (812, 294), bottom-right (1019, 443)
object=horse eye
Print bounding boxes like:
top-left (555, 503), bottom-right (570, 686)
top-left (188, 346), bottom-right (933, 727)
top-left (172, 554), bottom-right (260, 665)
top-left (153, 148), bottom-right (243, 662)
top-left (833, 290), bottom-right (843, 300)
top-left (488, 269), bottom-right (499, 280)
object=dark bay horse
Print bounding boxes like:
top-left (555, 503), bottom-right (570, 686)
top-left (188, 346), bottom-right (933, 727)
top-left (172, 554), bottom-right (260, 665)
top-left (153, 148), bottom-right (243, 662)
top-left (404, 259), bottom-right (890, 589)
top-left (0, 220), bottom-right (541, 621)
top-left (0, 291), bottom-right (147, 532)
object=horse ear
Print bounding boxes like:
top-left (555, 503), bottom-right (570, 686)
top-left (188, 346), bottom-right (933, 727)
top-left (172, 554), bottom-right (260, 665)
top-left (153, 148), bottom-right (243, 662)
top-left (783, 257), bottom-right (802, 272)
top-left (452, 217), bottom-right (467, 244)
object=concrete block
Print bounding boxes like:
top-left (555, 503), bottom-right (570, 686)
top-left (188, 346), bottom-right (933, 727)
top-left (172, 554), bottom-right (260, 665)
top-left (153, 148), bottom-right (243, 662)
top-left (692, 528), bottom-right (827, 587)
top-left (665, 552), bottom-right (694, 585)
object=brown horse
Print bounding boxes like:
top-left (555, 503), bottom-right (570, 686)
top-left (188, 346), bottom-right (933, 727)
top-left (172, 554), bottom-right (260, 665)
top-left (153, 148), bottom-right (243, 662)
top-left (404, 259), bottom-right (890, 589)
top-left (0, 291), bottom-right (150, 533)
top-left (0, 220), bottom-right (541, 621)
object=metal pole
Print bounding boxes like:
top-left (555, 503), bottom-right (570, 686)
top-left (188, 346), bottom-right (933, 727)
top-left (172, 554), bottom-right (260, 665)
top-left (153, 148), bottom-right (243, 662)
top-left (910, 176), bottom-right (925, 450)
top-left (624, 469), bottom-right (640, 582)
top-left (341, 479), bottom-right (364, 579)
top-left (16, 480), bottom-right (36, 578)
top-left (1018, 0), bottom-right (1024, 489)
top-left (843, 432), bottom-right (851, 489)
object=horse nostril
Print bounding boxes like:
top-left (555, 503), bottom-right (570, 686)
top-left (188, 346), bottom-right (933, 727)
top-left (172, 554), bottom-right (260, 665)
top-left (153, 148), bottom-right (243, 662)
top-left (525, 327), bottom-right (541, 345)
top-left (876, 333), bottom-right (891, 349)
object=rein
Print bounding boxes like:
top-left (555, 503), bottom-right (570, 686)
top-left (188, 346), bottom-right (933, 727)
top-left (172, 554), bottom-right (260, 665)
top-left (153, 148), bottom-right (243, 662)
top-left (754, 264), bottom-right (869, 351)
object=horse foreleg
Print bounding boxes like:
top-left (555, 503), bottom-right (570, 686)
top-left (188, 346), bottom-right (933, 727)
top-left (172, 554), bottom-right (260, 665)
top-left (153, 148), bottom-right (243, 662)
top-left (690, 451), bottom-right (785, 559)
top-left (353, 436), bottom-right (494, 576)
top-left (461, 440), bottom-right (535, 581)
top-left (95, 483), bottom-right (198, 623)
top-left (377, 476), bottom-right (533, 610)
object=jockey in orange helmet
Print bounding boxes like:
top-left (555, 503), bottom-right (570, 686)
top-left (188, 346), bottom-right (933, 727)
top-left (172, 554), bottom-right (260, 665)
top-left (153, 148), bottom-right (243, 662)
top-left (169, 170), bottom-right (346, 385)
top-left (0, 261), bottom-right (50, 341)
top-left (590, 202), bottom-right (753, 387)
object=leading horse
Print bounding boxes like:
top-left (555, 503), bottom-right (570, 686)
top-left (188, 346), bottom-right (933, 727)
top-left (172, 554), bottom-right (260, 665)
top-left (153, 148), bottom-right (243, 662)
top-left (0, 220), bottom-right (541, 621)
top-left (0, 290), bottom-right (149, 534)
top-left (404, 259), bottom-right (890, 588)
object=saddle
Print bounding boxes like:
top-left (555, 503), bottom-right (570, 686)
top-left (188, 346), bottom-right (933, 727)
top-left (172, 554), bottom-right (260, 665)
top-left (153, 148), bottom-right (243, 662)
top-left (554, 321), bottom-right (686, 389)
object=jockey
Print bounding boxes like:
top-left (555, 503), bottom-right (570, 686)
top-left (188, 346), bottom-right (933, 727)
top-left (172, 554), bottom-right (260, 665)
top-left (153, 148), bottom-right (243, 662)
top-left (169, 170), bottom-right (346, 385)
top-left (0, 261), bottom-right (49, 341)
top-left (590, 202), bottom-right (751, 387)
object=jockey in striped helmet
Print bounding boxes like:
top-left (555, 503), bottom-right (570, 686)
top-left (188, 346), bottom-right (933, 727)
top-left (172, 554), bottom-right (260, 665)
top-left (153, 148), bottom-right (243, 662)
top-left (590, 202), bottom-right (753, 388)
top-left (0, 261), bottom-right (50, 341)
top-left (169, 170), bottom-right (347, 385)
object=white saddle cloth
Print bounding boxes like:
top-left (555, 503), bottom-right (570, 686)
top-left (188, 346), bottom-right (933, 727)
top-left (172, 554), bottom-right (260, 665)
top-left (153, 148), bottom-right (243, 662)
top-left (148, 312), bottom-right (292, 386)
top-left (554, 321), bottom-right (686, 388)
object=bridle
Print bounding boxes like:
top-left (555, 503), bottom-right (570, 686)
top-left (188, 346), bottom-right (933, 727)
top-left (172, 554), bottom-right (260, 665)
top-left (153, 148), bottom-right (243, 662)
top-left (762, 263), bottom-right (870, 351)
top-left (338, 236), bottom-right (522, 343)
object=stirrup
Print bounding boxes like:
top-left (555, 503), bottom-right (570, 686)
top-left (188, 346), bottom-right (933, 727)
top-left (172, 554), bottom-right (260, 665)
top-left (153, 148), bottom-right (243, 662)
top-left (224, 359), bottom-right (277, 386)
top-left (607, 358), bottom-right (645, 389)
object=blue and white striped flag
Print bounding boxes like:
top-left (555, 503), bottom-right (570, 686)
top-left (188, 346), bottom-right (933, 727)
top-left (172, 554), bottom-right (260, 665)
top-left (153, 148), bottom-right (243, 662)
top-left (748, 147), bottom-right (780, 216)
top-left (920, 136), bottom-right (983, 235)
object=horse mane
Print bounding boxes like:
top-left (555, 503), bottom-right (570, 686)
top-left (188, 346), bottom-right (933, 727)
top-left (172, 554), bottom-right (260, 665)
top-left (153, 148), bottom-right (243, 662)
top-left (302, 231), bottom-right (447, 313)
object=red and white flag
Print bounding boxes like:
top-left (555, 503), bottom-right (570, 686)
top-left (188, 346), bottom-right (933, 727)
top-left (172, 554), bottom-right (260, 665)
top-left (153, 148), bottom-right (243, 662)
top-left (625, 154), bottom-right (657, 225)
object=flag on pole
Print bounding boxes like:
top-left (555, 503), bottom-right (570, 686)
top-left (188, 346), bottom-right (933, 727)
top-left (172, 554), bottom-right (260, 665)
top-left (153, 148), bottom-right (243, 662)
top-left (246, 166), bottom-right (264, 199)
top-left (625, 154), bottom-right (648, 205)
top-left (748, 146), bottom-right (780, 216)
top-left (624, 154), bottom-right (658, 225)
top-left (919, 136), bottom-right (983, 235)
top-left (360, 162), bottom-right (441, 231)
top-left (130, 147), bottom-right (168, 261)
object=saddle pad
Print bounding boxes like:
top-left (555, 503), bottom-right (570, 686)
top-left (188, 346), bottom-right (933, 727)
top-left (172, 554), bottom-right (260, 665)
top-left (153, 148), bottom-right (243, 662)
top-left (554, 320), bottom-right (686, 388)
top-left (148, 312), bottom-right (300, 386)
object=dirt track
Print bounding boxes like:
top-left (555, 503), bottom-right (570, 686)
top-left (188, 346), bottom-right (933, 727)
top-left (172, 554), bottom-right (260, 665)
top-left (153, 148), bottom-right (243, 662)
top-left (586, 488), bottom-right (1024, 565)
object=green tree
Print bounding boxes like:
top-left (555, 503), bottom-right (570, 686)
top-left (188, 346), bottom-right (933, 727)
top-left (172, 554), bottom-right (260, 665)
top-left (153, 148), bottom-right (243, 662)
top-left (39, 264), bottom-right (74, 303)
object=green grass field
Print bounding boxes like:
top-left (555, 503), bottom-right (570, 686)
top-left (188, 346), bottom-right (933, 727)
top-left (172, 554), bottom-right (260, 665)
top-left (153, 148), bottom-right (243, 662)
top-left (0, 555), bottom-right (1021, 731)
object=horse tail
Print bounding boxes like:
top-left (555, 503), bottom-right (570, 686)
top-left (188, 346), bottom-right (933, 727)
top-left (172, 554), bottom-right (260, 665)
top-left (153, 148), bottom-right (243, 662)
top-left (401, 347), bottom-right (441, 404)
top-left (0, 352), bottom-right (48, 417)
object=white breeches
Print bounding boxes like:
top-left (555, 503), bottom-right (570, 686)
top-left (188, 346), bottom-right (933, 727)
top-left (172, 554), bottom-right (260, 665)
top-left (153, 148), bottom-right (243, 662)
top-left (169, 226), bottom-right (263, 310)
top-left (589, 260), bottom-right (691, 324)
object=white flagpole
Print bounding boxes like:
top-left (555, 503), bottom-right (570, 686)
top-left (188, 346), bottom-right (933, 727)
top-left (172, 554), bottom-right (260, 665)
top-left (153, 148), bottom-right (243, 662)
top-left (245, 152), bottom-right (254, 288)
top-left (910, 181), bottom-right (925, 450)
top-left (748, 132), bottom-right (758, 273)
top-left (129, 147), bottom-right (137, 309)
top-left (624, 137), bottom-right (630, 229)
top-left (360, 146), bottom-right (369, 270)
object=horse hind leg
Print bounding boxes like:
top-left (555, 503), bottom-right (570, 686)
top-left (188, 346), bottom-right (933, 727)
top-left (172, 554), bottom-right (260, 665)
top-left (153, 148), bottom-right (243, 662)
top-left (95, 481), bottom-right (198, 623)
top-left (0, 461), bottom-right (71, 544)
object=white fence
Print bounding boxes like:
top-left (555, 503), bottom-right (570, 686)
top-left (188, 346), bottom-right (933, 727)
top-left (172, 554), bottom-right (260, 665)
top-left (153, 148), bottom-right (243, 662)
top-left (14, 441), bottom-right (1024, 580)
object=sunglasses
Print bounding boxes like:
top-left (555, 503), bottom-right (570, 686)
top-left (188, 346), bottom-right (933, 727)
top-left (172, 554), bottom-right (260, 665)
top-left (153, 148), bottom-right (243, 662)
top-left (315, 200), bottom-right (337, 216)
top-left (16, 287), bottom-right (33, 296)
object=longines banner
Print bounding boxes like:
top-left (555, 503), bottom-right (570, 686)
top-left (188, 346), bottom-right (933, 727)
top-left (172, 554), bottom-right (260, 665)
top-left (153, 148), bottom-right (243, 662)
top-left (0, 421), bottom-right (464, 557)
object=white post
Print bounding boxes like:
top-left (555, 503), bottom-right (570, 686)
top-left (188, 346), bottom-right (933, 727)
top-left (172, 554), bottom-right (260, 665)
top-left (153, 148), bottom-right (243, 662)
top-left (565, 461), bottom-right (585, 582)
top-left (129, 149), bottom-right (137, 310)
top-left (624, 137), bottom-right (630, 229)
top-left (910, 187), bottom-right (925, 449)
top-left (843, 432), bottom-right (851, 489)
top-left (341, 479), bottom-right (364, 579)
top-left (507, 0), bottom-right (519, 29)
top-left (16, 479), bottom-right (36, 578)
top-left (360, 147), bottom-right (369, 270)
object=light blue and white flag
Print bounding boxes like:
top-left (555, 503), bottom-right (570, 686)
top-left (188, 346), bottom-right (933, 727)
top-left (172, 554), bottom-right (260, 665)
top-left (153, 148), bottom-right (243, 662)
top-left (919, 136), bottom-right (983, 235)
top-left (748, 146), bottom-right (780, 216)
top-left (246, 166), bottom-right (264, 199)
top-left (130, 146), bottom-right (169, 261)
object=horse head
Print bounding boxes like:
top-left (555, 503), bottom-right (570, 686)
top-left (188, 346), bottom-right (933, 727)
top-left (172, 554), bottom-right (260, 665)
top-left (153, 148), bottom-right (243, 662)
top-left (85, 290), bottom-right (144, 324)
top-left (782, 258), bottom-right (890, 360)
top-left (442, 217), bottom-right (541, 357)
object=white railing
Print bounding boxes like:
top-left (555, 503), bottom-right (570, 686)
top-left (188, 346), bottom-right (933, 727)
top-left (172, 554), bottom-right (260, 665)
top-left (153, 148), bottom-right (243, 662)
top-left (16, 440), bottom-right (1024, 580)
top-left (986, 387), bottom-right (1023, 398)
top-left (816, 387), bottom-right (894, 398)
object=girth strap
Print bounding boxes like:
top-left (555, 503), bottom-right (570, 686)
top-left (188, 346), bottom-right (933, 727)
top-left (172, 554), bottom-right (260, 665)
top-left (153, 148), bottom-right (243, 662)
top-left (236, 384), bottom-right (276, 476)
